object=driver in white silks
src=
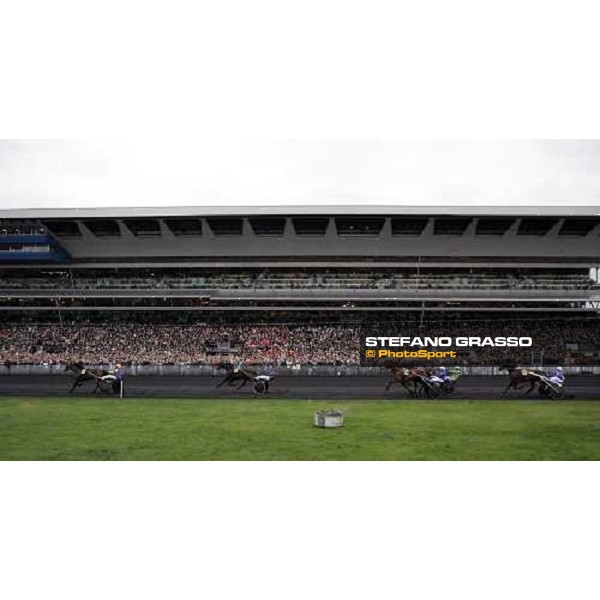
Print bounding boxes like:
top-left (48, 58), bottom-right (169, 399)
top-left (547, 366), bottom-right (565, 386)
top-left (254, 364), bottom-right (278, 393)
top-left (99, 363), bottom-right (125, 393)
top-left (100, 363), bottom-right (124, 381)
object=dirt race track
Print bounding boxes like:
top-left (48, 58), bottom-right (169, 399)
top-left (0, 375), bottom-right (599, 400)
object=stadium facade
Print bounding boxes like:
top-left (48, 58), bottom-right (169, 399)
top-left (1, 205), bottom-right (599, 371)
top-left (1, 205), bottom-right (599, 309)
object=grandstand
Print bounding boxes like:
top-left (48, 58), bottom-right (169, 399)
top-left (1, 205), bottom-right (599, 370)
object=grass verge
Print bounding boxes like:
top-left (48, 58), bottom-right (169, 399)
top-left (1, 397), bottom-right (599, 460)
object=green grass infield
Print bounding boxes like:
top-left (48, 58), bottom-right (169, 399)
top-left (1, 397), bottom-right (599, 460)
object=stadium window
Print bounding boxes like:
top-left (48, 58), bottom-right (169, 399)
top-left (123, 219), bottom-right (161, 237)
top-left (43, 220), bottom-right (81, 237)
top-left (558, 218), bottom-right (600, 236)
top-left (207, 218), bottom-right (243, 236)
top-left (475, 218), bottom-right (516, 235)
top-left (292, 218), bottom-right (329, 235)
top-left (84, 220), bottom-right (122, 237)
top-left (164, 218), bottom-right (203, 236)
top-left (391, 217), bottom-right (429, 236)
top-left (433, 217), bottom-right (472, 235)
top-left (517, 218), bottom-right (559, 235)
top-left (0, 243), bottom-right (49, 252)
top-left (335, 218), bottom-right (385, 235)
top-left (22, 244), bottom-right (50, 252)
top-left (249, 218), bottom-right (286, 236)
top-left (0, 221), bottom-right (46, 235)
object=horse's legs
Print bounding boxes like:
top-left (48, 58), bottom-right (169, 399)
top-left (400, 380), bottom-right (415, 397)
top-left (406, 379), bottom-right (420, 397)
top-left (522, 381), bottom-right (536, 396)
top-left (215, 375), bottom-right (230, 388)
top-left (69, 376), bottom-right (79, 394)
top-left (385, 379), bottom-right (394, 391)
top-left (501, 380), bottom-right (514, 397)
top-left (238, 378), bottom-right (248, 389)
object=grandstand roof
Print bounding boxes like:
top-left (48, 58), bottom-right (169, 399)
top-left (2, 205), bottom-right (599, 266)
top-left (1, 205), bottom-right (599, 219)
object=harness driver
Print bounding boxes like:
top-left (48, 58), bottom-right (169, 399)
top-left (547, 366), bottom-right (565, 386)
top-left (98, 363), bottom-right (125, 394)
top-left (253, 364), bottom-right (278, 394)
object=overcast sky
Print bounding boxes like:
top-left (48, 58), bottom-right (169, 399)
top-left (1, 140), bottom-right (600, 210)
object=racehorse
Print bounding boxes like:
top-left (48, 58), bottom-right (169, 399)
top-left (215, 362), bottom-right (258, 390)
top-left (499, 363), bottom-right (546, 397)
top-left (65, 360), bottom-right (111, 394)
top-left (384, 362), bottom-right (434, 397)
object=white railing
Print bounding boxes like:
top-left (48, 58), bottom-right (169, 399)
top-left (1, 365), bottom-right (599, 377)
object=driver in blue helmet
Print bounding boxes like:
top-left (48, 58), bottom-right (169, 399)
top-left (548, 366), bottom-right (565, 386)
top-left (434, 365), bottom-right (449, 382)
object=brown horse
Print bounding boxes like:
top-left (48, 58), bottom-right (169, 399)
top-left (500, 364), bottom-right (546, 397)
top-left (65, 360), bottom-right (111, 394)
top-left (384, 362), bottom-right (433, 397)
top-left (215, 362), bottom-right (258, 390)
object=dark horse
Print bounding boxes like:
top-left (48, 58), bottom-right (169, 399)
top-left (65, 360), bottom-right (110, 394)
top-left (383, 362), bottom-right (434, 397)
top-left (215, 362), bottom-right (258, 390)
top-left (499, 363), bottom-right (546, 397)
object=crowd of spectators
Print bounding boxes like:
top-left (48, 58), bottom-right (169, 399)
top-left (0, 323), bottom-right (360, 366)
top-left (0, 318), bottom-right (598, 366)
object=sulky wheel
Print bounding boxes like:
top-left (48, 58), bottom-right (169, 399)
top-left (442, 381), bottom-right (455, 395)
top-left (253, 380), bottom-right (267, 395)
top-left (425, 384), bottom-right (442, 399)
